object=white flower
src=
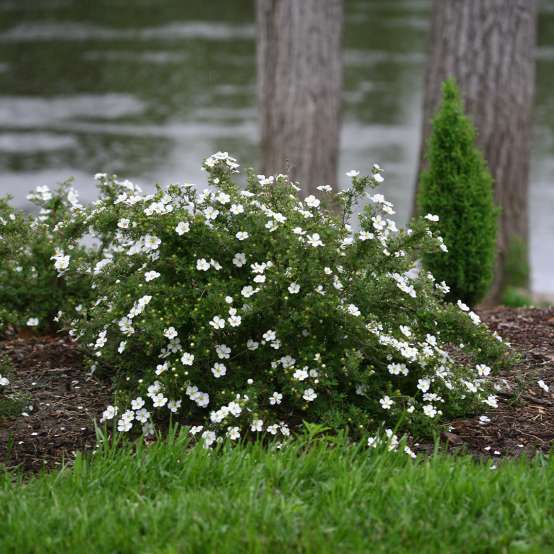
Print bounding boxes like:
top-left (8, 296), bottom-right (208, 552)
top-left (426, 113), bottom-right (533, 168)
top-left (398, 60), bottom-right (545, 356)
top-left (155, 362), bottom-right (168, 375)
top-left (216, 192), bottom-right (230, 205)
top-left (367, 436), bottom-right (378, 448)
top-left (476, 364), bottom-right (491, 378)
top-left (267, 424), bottom-right (279, 435)
top-left (202, 430), bottom-right (216, 448)
top-left (288, 282), bottom-right (300, 294)
top-left (142, 421), bottom-right (155, 436)
top-left (479, 415), bottom-right (491, 425)
top-left (209, 315), bottom-right (226, 329)
top-left (247, 339), bottom-right (259, 351)
top-left (417, 378), bottom-right (431, 393)
top-left (436, 281), bottom-right (450, 294)
top-left (233, 252), bottom-right (246, 267)
top-left (399, 325), bottom-right (411, 338)
top-left (457, 300), bottom-right (470, 312)
top-left (117, 417), bottom-right (133, 432)
top-left (424, 214), bottom-right (439, 222)
top-left (0, 375), bottom-right (9, 387)
top-left (404, 446), bottom-right (417, 459)
top-left (303, 388), bottom-right (317, 402)
top-left (293, 368), bottom-right (309, 381)
top-left (269, 392), bottom-right (283, 405)
top-left (423, 404), bottom-right (437, 418)
top-left (211, 363), bottom-right (227, 378)
top-left (117, 218), bottom-right (130, 229)
top-left (230, 203), bottom-right (244, 215)
top-left (228, 312), bottom-right (242, 327)
top-left (263, 329), bottom-right (276, 342)
top-left (181, 352), bottom-right (194, 366)
top-left (131, 397), bottom-right (145, 410)
top-left (317, 185), bottom-right (333, 192)
top-left (52, 253), bottom-right (70, 272)
top-left (26, 317), bottom-right (39, 327)
top-left (135, 408), bottom-right (150, 423)
top-left (379, 396), bottom-right (394, 410)
top-left (538, 380), bottom-right (549, 393)
top-left (387, 363), bottom-right (408, 376)
top-left (358, 231), bottom-right (374, 241)
top-left (227, 426), bottom-right (240, 440)
top-left (203, 206), bottom-right (219, 221)
top-left (101, 405), bottom-right (118, 422)
top-left (306, 233), bottom-right (324, 247)
top-left (216, 344), bottom-right (231, 359)
top-left (143, 235), bottom-right (161, 251)
top-left (257, 174), bottom-right (274, 186)
top-left (118, 406), bottom-right (133, 422)
top-left (146, 382), bottom-right (160, 397)
top-left (196, 258), bottom-right (210, 271)
top-left (483, 395), bottom-right (498, 408)
top-left (347, 304), bottom-right (361, 317)
top-left (251, 419), bottom-right (263, 432)
top-left (373, 173), bottom-right (384, 183)
top-left (346, 170), bottom-right (359, 178)
top-left (163, 327), bottom-right (178, 340)
top-left (469, 311), bottom-right (481, 325)
top-left (241, 285), bottom-right (257, 298)
top-left (168, 399), bottom-right (182, 413)
top-left (236, 231), bottom-right (249, 241)
top-left (145, 270), bottom-right (160, 282)
top-left (304, 195), bottom-right (320, 208)
top-left (280, 355), bottom-right (296, 368)
top-left (152, 393), bottom-right (168, 408)
top-left (175, 221), bottom-right (190, 235)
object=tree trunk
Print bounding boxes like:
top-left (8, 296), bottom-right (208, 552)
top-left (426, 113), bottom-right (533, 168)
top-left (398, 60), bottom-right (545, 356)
top-left (256, 0), bottom-right (343, 196)
top-left (414, 0), bottom-right (536, 302)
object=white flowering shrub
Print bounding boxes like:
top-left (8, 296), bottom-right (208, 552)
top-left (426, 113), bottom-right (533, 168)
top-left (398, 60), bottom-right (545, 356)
top-left (61, 154), bottom-right (505, 445)
top-left (0, 183), bottom-right (95, 335)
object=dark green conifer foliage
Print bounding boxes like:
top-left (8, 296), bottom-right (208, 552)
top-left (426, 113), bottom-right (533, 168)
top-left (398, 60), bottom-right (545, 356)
top-left (419, 79), bottom-right (497, 306)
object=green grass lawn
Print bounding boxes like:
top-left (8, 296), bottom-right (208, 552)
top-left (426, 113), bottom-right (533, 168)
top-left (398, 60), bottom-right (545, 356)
top-left (1, 432), bottom-right (552, 554)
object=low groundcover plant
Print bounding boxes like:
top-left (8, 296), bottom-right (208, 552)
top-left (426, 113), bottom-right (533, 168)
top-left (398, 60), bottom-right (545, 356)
top-left (47, 152), bottom-right (507, 448)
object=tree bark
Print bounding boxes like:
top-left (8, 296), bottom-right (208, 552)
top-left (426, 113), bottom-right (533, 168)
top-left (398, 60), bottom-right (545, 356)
top-left (256, 0), bottom-right (343, 196)
top-left (414, 0), bottom-right (536, 302)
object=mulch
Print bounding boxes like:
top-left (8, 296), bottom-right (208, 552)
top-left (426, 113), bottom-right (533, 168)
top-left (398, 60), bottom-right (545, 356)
top-left (430, 306), bottom-right (554, 459)
top-left (0, 336), bottom-right (111, 472)
top-left (0, 307), bottom-right (553, 472)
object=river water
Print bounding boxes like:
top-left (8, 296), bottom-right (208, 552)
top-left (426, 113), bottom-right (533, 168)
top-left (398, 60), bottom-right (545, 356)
top-left (0, 0), bottom-right (552, 294)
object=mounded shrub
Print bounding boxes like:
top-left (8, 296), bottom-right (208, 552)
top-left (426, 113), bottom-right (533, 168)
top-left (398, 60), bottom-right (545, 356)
top-left (57, 153), bottom-right (505, 446)
top-left (0, 183), bottom-right (94, 336)
top-left (419, 79), bottom-right (497, 306)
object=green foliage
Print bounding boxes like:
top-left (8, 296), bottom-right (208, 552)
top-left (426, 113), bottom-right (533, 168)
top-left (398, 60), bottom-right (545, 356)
top-left (59, 153), bottom-right (506, 444)
top-left (504, 236), bottom-right (530, 289)
top-left (0, 182), bottom-right (96, 336)
top-left (501, 287), bottom-right (533, 308)
top-left (1, 434), bottom-right (554, 553)
top-left (419, 79), bottom-right (497, 306)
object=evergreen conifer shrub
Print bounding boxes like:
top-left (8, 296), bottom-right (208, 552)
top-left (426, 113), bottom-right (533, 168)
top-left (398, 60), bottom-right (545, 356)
top-left (419, 79), bottom-right (497, 306)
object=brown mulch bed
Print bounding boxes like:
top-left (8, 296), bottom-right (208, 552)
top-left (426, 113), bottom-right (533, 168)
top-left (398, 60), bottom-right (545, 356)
top-left (0, 335), bottom-right (111, 472)
top-left (436, 306), bottom-right (554, 459)
top-left (0, 307), bottom-right (553, 472)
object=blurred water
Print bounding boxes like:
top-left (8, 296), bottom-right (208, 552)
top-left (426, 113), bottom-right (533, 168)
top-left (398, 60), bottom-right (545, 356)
top-left (0, 0), bottom-right (552, 294)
